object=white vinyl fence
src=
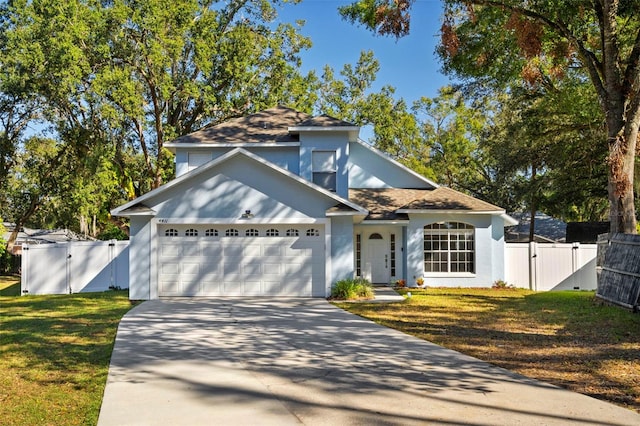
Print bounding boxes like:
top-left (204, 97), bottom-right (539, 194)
top-left (21, 241), bottom-right (129, 295)
top-left (19, 240), bottom-right (595, 295)
top-left (505, 242), bottom-right (597, 291)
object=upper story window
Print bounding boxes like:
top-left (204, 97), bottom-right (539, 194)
top-left (424, 222), bottom-right (475, 274)
top-left (312, 151), bottom-right (336, 192)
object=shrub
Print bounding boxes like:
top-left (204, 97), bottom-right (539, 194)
top-left (492, 280), bottom-right (514, 289)
top-left (331, 277), bottom-right (374, 300)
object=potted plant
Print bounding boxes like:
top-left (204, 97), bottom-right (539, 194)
top-left (416, 277), bottom-right (425, 288)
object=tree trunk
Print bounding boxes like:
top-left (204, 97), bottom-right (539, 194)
top-left (606, 115), bottom-right (638, 234)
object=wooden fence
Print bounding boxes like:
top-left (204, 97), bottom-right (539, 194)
top-left (596, 233), bottom-right (640, 310)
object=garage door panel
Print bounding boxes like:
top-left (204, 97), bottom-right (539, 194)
top-left (224, 261), bottom-right (244, 274)
top-left (161, 245), bottom-right (181, 257)
top-left (224, 245), bottom-right (244, 257)
top-left (263, 263), bottom-right (281, 275)
top-left (160, 280), bottom-right (181, 295)
top-left (285, 263), bottom-right (312, 275)
top-left (162, 263), bottom-right (180, 274)
top-left (182, 262), bottom-right (200, 274)
top-left (243, 280), bottom-right (262, 295)
top-left (201, 281), bottom-right (223, 295)
top-left (181, 280), bottom-right (200, 296)
top-left (183, 245), bottom-right (200, 257)
top-left (243, 245), bottom-right (262, 257)
top-left (242, 263), bottom-right (262, 275)
top-left (223, 282), bottom-right (243, 295)
top-left (262, 245), bottom-right (282, 256)
top-left (201, 245), bottom-right (222, 257)
top-left (159, 225), bottom-right (323, 297)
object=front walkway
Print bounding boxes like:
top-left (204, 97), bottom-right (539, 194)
top-left (99, 298), bottom-right (640, 425)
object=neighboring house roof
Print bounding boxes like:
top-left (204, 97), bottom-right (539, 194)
top-left (2, 224), bottom-right (92, 247)
top-left (506, 212), bottom-right (566, 242)
top-left (350, 188), bottom-right (517, 225)
top-left (111, 148), bottom-right (368, 217)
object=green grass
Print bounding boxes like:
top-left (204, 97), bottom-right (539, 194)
top-left (0, 284), bottom-right (136, 426)
top-left (335, 287), bottom-right (640, 412)
top-left (0, 275), bottom-right (20, 296)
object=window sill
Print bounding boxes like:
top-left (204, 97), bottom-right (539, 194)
top-left (423, 273), bottom-right (476, 278)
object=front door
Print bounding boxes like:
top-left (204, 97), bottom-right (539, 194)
top-left (366, 232), bottom-right (390, 284)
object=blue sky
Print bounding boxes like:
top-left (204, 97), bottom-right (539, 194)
top-left (275, 0), bottom-right (450, 105)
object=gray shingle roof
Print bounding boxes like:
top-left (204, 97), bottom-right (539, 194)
top-left (170, 106), bottom-right (356, 145)
top-left (349, 187), bottom-right (504, 220)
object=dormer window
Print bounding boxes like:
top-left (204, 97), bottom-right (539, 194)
top-left (312, 151), bottom-right (336, 192)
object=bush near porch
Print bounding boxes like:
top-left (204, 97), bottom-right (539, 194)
top-left (0, 282), bottom-right (135, 426)
top-left (335, 288), bottom-right (640, 413)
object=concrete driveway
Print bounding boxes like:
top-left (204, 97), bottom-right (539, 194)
top-left (98, 298), bottom-right (640, 426)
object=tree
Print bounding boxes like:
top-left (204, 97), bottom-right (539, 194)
top-left (2, 0), bottom-right (316, 194)
top-left (411, 86), bottom-right (487, 191)
top-left (316, 51), bottom-right (430, 177)
top-left (1, 0), bottom-right (318, 238)
top-left (340, 0), bottom-right (640, 234)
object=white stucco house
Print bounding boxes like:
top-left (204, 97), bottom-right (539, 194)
top-left (112, 106), bottom-right (517, 299)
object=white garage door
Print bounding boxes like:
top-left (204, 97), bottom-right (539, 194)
top-left (158, 225), bottom-right (325, 297)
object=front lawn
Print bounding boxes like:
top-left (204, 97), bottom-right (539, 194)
top-left (0, 287), bottom-right (135, 426)
top-left (335, 288), bottom-right (640, 413)
top-left (0, 275), bottom-right (20, 296)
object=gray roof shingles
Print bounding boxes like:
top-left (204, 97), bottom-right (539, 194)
top-left (171, 106), bottom-right (356, 144)
top-left (349, 187), bottom-right (504, 220)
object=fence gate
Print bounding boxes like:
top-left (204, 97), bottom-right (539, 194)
top-left (21, 241), bottom-right (129, 295)
top-left (505, 242), bottom-right (597, 291)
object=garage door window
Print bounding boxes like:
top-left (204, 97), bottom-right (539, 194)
top-left (165, 228), bottom-right (178, 237)
top-left (205, 229), bottom-right (218, 237)
top-left (306, 228), bottom-right (319, 237)
top-left (246, 228), bottom-right (259, 236)
top-left (185, 229), bottom-right (198, 237)
top-left (225, 228), bottom-right (239, 237)
top-left (266, 228), bottom-right (279, 236)
top-left (286, 228), bottom-right (299, 237)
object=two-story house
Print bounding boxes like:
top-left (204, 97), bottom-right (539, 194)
top-left (112, 106), bottom-right (516, 299)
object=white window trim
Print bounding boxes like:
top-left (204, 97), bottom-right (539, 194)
top-left (423, 222), bottom-right (476, 275)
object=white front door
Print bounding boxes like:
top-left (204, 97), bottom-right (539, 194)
top-left (365, 232), bottom-right (390, 284)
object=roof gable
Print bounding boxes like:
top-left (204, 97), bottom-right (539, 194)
top-left (348, 139), bottom-right (438, 189)
top-left (112, 148), bottom-right (367, 217)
